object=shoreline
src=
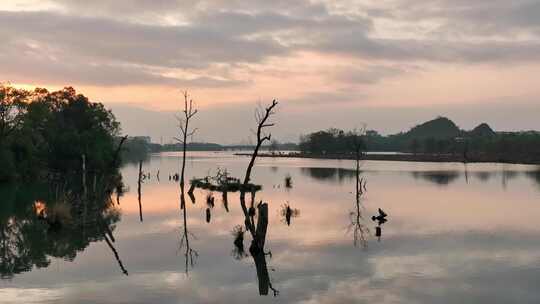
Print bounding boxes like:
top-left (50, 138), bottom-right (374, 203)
top-left (233, 152), bottom-right (540, 165)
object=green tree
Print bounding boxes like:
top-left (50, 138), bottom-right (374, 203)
top-left (0, 85), bottom-right (121, 181)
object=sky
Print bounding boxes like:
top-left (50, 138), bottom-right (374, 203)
top-left (1, 0), bottom-right (539, 144)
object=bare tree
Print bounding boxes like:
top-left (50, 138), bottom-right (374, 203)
top-left (349, 126), bottom-right (366, 198)
top-left (347, 126), bottom-right (369, 248)
top-left (173, 91), bottom-right (199, 272)
top-left (243, 99), bottom-right (278, 186)
top-left (174, 91), bottom-right (198, 193)
top-left (234, 99), bottom-right (280, 296)
top-left (238, 99), bottom-right (278, 235)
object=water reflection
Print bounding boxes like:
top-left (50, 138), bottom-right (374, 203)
top-left (301, 164), bottom-right (540, 188)
top-left (411, 171), bottom-right (461, 185)
top-left (280, 202), bottom-right (300, 226)
top-left (0, 173), bottom-right (127, 279)
top-left (348, 184), bottom-right (369, 248)
top-left (284, 174), bottom-right (293, 190)
top-left (179, 189), bottom-right (198, 274)
top-left (222, 191), bottom-right (229, 212)
top-left (474, 171), bottom-right (494, 182)
top-left (300, 167), bottom-right (356, 183)
top-left (3, 153), bottom-right (540, 303)
top-left (526, 170), bottom-right (540, 189)
top-left (238, 191), bottom-right (279, 296)
top-left (231, 225), bottom-right (248, 260)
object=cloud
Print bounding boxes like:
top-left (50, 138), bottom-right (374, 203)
top-left (1, 0), bottom-right (540, 114)
top-left (0, 10), bottom-right (287, 67)
top-left (365, 0), bottom-right (540, 37)
top-left (333, 64), bottom-right (417, 84)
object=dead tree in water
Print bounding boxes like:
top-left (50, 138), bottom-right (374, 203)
top-left (240, 99), bottom-right (278, 232)
top-left (237, 194), bottom-right (278, 296)
top-left (242, 99), bottom-right (278, 187)
top-left (250, 202), bottom-right (278, 296)
top-left (349, 126), bottom-right (366, 199)
top-left (348, 127), bottom-right (369, 248)
top-left (236, 99), bottom-right (279, 296)
top-left (174, 91), bottom-right (198, 196)
top-left (174, 91), bottom-right (199, 272)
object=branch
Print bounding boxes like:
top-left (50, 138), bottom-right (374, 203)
top-left (187, 128), bottom-right (198, 137)
top-left (261, 135), bottom-right (271, 143)
top-left (188, 109), bottom-right (198, 119)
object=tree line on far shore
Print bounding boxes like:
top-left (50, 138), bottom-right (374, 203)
top-left (298, 117), bottom-right (540, 163)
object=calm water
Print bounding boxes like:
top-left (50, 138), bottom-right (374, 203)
top-left (2, 152), bottom-right (540, 303)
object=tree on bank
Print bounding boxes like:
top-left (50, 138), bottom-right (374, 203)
top-left (0, 84), bottom-right (121, 182)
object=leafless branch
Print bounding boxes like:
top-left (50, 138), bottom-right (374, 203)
top-left (242, 99), bottom-right (278, 186)
top-left (176, 90), bottom-right (198, 188)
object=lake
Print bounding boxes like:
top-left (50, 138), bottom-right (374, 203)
top-left (1, 152), bottom-right (540, 303)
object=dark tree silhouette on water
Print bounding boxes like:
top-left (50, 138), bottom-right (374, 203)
top-left (174, 91), bottom-right (198, 202)
top-left (240, 99), bottom-right (278, 236)
top-left (174, 91), bottom-right (199, 274)
top-left (280, 202), bottom-right (300, 226)
top-left (242, 99), bottom-right (278, 187)
top-left (235, 99), bottom-right (279, 296)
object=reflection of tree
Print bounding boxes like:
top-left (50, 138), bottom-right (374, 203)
top-left (474, 171), bottom-right (490, 182)
top-left (526, 170), bottom-right (540, 189)
top-left (347, 176), bottom-right (369, 248)
top-left (284, 174), bottom-right (293, 190)
top-left (237, 191), bottom-right (279, 296)
top-left (501, 169), bottom-right (519, 189)
top-left (231, 225), bottom-right (248, 260)
top-left (234, 99), bottom-right (279, 296)
top-left (178, 190), bottom-right (198, 274)
top-left (300, 167), bottom-right (357, 183)
top-left (0, 174), bottom-right (127, 280)
top-left (410, 171), bottom-right (461, 186)
top-left (174, 90), bottom-right (199, 274)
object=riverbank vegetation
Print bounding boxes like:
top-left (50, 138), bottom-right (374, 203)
top-left (297, 117), bottom-right (540, 164)
top-left (0, 84), bottom-right (123, 182)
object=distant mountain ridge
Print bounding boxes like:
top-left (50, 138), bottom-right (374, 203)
top-left (405, 116), bottom-right (461, 139)
top-left (469, 123), bottom-right (495, 137)
top-left (399, 116), bottom-right (498, 140)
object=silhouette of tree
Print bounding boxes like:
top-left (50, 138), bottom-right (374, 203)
top-left (174, 91), bottom-right (198, 193)
top-left (242, 99), bottom-right (278, 187)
